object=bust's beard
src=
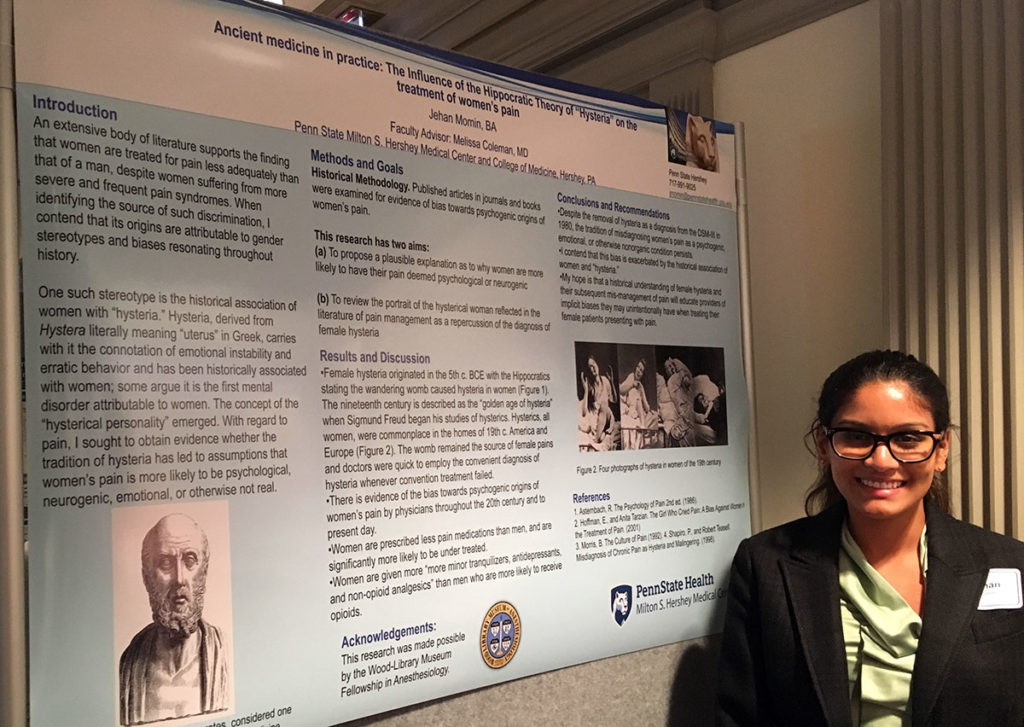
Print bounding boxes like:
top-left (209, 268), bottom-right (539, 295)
top-left (149, 579), bottom-right (206, 639)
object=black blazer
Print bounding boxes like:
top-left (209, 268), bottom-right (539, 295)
top-left (716, 500), bottom-right (1024, 726)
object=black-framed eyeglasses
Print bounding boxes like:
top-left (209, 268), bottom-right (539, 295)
top-left (825, 427), bottom-right (945, 463)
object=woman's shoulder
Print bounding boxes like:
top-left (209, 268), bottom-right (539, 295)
top-left (738, 505), bottom-right (844, 557)
top-left (927, 504), bottom-right (1024, 561)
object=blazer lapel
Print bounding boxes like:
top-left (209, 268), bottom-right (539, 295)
top-left (780, 507), bottom-right (852, 727)
top-left (911, 503), bottom-right (988, 727)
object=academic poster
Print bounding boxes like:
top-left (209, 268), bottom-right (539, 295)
top-left (14, 1), bottom-right (750, 724)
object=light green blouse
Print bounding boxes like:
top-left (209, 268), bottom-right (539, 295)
top-left (838, 523), bottom-right (926, 727)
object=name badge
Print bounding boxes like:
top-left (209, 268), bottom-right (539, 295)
top-left (977, 568), bottom-right (1023, 610)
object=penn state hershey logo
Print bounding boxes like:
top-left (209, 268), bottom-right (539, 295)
top-left (611, 585), bottom-right (633, 625)
top-left (480, 601), bottom-right (521, 669)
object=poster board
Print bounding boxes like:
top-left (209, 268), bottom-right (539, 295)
top-left (12, 0), bottom-right (751, 724)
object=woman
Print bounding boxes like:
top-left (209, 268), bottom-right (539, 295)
top-left (691, 372), bottom-right (723, 445)
top-left (657, 357), bottom-right (698, 446)
top-left (620, 358), bottom-right (659, 430)
top-left (578, 353), bottom-right (617, 448)
top-left (716, 350), bottom-right (1024, 726)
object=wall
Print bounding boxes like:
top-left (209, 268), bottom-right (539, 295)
top-left (715, 0), bottom-right (884, 530)
top-left (879, 0), bottom-right (1024, 535)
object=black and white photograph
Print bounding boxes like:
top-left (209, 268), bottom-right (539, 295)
top-left (574, 342), bottom-right (620, 452)
top-left (574, 341), bottom-right (727, 451)
top-left (112, 501), bottom-right (234, 727)
top-left (616, 344), bottom-right (662, 450)
top-left (654, 345), bottom-right (727, 447)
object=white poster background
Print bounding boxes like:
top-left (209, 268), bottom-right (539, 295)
top-left (16, 1), bottom-right (750, 725)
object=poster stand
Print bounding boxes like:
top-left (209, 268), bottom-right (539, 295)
top-left (733, 123), bottom-right (760, 535)
top-left (0, 0), bottom-right (29, 725)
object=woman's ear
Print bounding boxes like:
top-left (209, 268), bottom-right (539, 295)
top-left (933, 429), bottom-right (951, 473)
top-left (813, 424), bottom-right (830, 462)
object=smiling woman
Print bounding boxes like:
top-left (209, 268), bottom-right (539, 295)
top-left (716, 350), bottom-right (1024, 727)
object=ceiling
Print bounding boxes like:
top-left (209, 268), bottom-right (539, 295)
top-left (275, 0), bottom-right (861, 104)
top-left (287, 0), bottom-right (746, 76)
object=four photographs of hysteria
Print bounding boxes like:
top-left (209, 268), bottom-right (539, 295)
top-left (576, 342), bottom-right (726, 451)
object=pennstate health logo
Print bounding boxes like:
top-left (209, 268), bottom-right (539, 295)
top-left (611, 585), bottom-right (633, 626)
top-left (480, 601), bottom-right (521, 669)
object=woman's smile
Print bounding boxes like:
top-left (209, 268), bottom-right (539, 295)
top-left (820, 380), bottom-right (949, 525)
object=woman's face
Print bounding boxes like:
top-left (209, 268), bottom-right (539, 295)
top-left (588, 358), bottom-right (599, 377)
top-left (818, 379), bottom-right (949, 526)
top-left (634, 360), bottom-right (645, 380)
top-left (680, 369), bottom-right (692, 391)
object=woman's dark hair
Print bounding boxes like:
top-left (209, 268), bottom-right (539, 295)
top-left (804, 350), bottom-right (952, 515)
top-left (582, 354), bottom-right (598, 412)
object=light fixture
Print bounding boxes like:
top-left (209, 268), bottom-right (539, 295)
top-left (335, 6), bottom-right (383, 27)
